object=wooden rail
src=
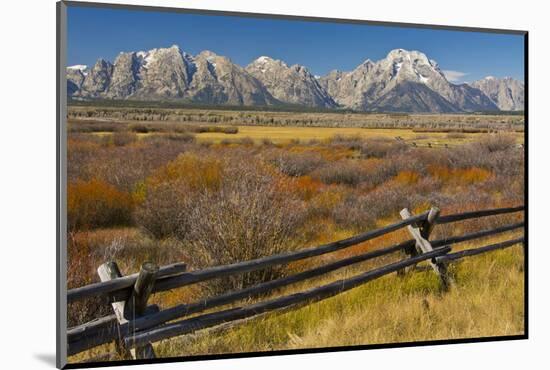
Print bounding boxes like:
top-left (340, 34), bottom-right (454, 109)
top-left (66, 205), bottom-right (525, 358)
top-left (125, 247), bottom-right (451, 349)
top-left (68, 211), bottom-right (429, 303)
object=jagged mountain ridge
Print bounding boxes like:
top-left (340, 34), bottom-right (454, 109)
top-left (68, 46), bottom-right (522, 112)
top-left (470, 76), bottom-right (524, 111)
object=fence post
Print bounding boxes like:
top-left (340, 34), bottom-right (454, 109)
top-left (400, 207), bottom-right (453, 290)
top-left (125, 262), bottom-right (159, 359)
top-left (97, 261), bottom-right (158, 360)
top-left (126, 262), bottom-right (159, 318)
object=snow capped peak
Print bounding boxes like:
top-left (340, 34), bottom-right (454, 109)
top-left (252, 55), bottom-right (287, 67)
top-left (136, 49), bottom-right (159, 66)
top-left (67, 65), bottom-right (88, 76)
top-left (67, 64), bottom-right (87, 72)
top-left (256, 56), bottom-right (273, 63)
top-left (485, 76), bottom-right (496, 80)
top-left (387, 48), bottom-right (409, 58)
top-left (359, 59), bottom-right (373, 67)
top-left (248, 55), bottom-right (289, 73)
top-left (386, 49), bottom-right (430, 65)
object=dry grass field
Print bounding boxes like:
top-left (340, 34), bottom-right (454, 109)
top-left (66, 105), bottom-right (525, 363)
top-left (193, 125), bottom-right (524, 146)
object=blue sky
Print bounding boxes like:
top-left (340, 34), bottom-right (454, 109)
top-left (67, 5), bottom-right (525, 83)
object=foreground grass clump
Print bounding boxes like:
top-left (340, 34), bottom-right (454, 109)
top-left (155, 240), bottom-right (524, 356)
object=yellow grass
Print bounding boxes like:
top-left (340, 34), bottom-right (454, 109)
top-left (195, 126), bottom-right (519, 145)
top-left (153, 234), bottom-right (523, 358)
top-left (67, 226), bottom-right (524, 364)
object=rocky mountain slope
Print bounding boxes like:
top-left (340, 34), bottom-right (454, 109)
top-left (67, 46), bottom-right (522, 113)
top-left (319, 49), bottom-right (498, 112)
top-left (470, 76), bottom-right (524, 111)
top-left (246, 56), bottom-right (336, 108)
top-left (70, 45), bottom-right (276, 106)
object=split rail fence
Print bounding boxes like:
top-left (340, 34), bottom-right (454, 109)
top-left (66, 205), bottom-right (525, 360)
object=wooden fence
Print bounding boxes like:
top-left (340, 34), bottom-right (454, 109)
top-left (66, 205), bottom-right (525, 360)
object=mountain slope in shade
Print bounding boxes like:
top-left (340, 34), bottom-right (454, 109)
top-left (470, 76), bottom-right (524, 111)
top-left (66, 65), bottom-right (87, 96)
top-left (371, 81), bottom-right (460, 113)
top-left (80, 59), bottom-right (113, 97)
top-left (246, 56), bottom-right (337, 108)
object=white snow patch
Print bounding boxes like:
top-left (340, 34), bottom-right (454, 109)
top-left (137, 49), bottom-right (158, 67)
top-left (256, 56), bottom-right (271, 63)
top-left (314, 75), bottom-right (321, 79)
top-left (67, 64), bottom-right (87, 71)
top-left (394, 62), bottom-right (403, 76)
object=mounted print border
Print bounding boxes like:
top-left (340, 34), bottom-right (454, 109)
top-left (57, 1), bottom-right (528, 368)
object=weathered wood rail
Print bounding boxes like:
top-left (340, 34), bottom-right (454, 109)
top-left (66, 205), bottom-right (525, 358)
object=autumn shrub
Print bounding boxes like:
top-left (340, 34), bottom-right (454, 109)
top-left (165, 133), bottom-right (196, 142)
top-left (176, 161), bottom-right (307, 294)
top-left (359, 139), bottom-right (409, 159)
top-left (147, 152), bottom-right (223, 191)
top-left (332, 184), bottom-right (418, 230)
top-left (135, 153), bottom-right (223, 238)
top-left (68, 134), bottom-right (193, 192)
top-left (134, 181), bottom-right (194, 239)
top-left (262, 138), bottom-right (275, 146)
top-left (67, 228), bottom-right (187, 326)
top-left (311, 160), bottom-right (368, 186)
top-left (328, 135), bottom-right (364, 150)
top-left (428, 165), bottom-right (492, 185)
top-left (68, 120), bottom-right (121, 133)
top-left (222, 126), bottom-right (239, 134)
top-left (289, 176), bottom-right (324, 201)
top-left (269, 150), bottom-right (326, 177)
top-left (394, 170), bottom-right (421, 185)
top-left (112, 131), bottom-right (138, 146)
top-left (308, 188), bottom-right (345, 219)
top-left (68, 178), bottom-right (134, 230)
top-left (130, 123), bottom-right (151, 133)
top-left (67, 231), bottom-right (112, 327)
top-left (476, 134), bottom-right (516, 153)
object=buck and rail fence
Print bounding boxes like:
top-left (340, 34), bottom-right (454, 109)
top-left (66, 204), bottom-right (525, 360)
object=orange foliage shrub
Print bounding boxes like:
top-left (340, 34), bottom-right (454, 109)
top-left (291, 176), bottom-right (324, 201)
top-left (394, 170), bottom-right (420, 185)
top-left (428, 165), bottom-right (491, 184)
top-left (147, 153), bottom-right (223, 191)
top-left (68, 178), bottom-right (134, 230)
top-left (309, 188), bottom-right (345, 219)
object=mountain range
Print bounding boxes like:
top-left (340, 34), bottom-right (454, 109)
top-left (67, 46), bottom-right (524, 113)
